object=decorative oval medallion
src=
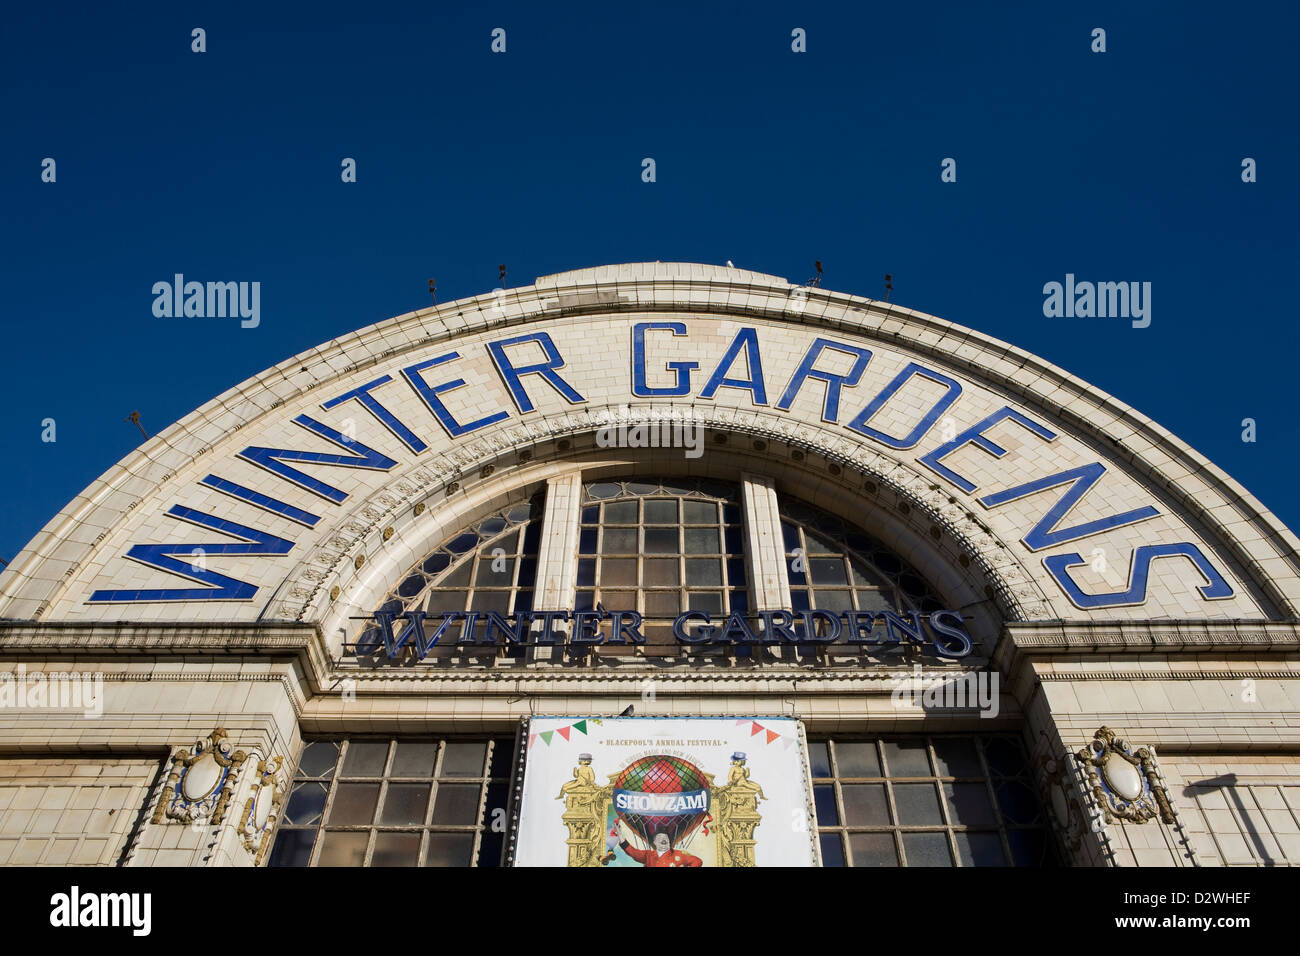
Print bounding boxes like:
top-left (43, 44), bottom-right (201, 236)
top-left (182, 753), bottom-right (222, 801)
top-left (253, 788), bottom-right (272, 829)
top-left (1102, 752), bottom-right (1143, 801)
top-left (1050, 783), bottom-right (1070, 828)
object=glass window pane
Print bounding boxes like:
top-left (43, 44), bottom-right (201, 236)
top-left (954, 831), bottom-right (1006, 867)
top-left (809, 557), bottom-right (849, 585)
top-left (849, 561), bottom-right (875, 585)
top-left (893, 783), bottom-right (944, 825)
top-left (726, 558), bottom-right (747, 586)
top-left (602, 529), bottom-right (638, 553)
top-left (602, 559), bottom-right (638, 586)
top-left (317, 830), bottom-right (369, 867)
top-left (391, 742), bottom-right (438, 778)
top-left (422, 553), bottom-right (450, 577)
top-left (267, 828), bottom-right (315, 867)
top-left (933, 738), bottom-right (983, 778)
top-left (425, 832), bottom-right (477, 866)
top-left (439, 562), bottom-right (473, 587)
top-left (683, 500), bottom-right (716, 524)
top-left (482, 521), bottom-right (511, 542)
top-left (475, 557), bottom-right (513, 587)
top-left (644, 499), bottom-right (678, 524)
top-left (820, 833), bottom-right (845, 867)
top-left (484, 782), bottom-right (508, 828)
top-left (781, 523), bottom-right (801, 551)
top-left (442, 742), bottom-right (488, 777)
top-left (577, 559), bottom-right (595, 587)
top-left (834, 742), bottom-right (881, 778)
top-left (983, 738), bottom-right (1028, 777)
top-left (849, 832), bottom-right (898, 867)
top-left (644, 592), bottom-right (680, 617)
top-left (600, 590), bottom-right (637, 610)
top-left (283, 782), bottom-right (328, 826)
top-left (601, 500), bottom-right (635, 522)
top-left (517, 556), bottom-right (538, 587)
top-left (812, 589), bottom-right (853, 612)
top-left (995, 780), bottom-right (1042, 824)
top-left (842, 783), bottom-right (891, 826)
top-left (883, 741), bottom-right (932, 777)
top-left (944, 782), bottom-right (997, 826)
top-left (644, 528), bottom-right (678, 553)
top-left (684, 528), bottom-right (719, 554)
top-left (371, 831), bottom-right (422, 867)
top-left (488, 739), bottom-right (514, 779)
top-left (469, 591), bottom-right (509, 615)
top-left (685, 559), bottom-right (722, 586)
top-left (809, 741), bottom-right (831, 778)
top-left (425, 590), bottom-right (468, 614)
top-left (342, 741), bottom-right (389, 777)
top-left (432, 784), bottom-right (482, 825)
top-left (380, 783), bottom-right (430, 826)
top-left (397, 573), bottom-right (426, 598)
top-left (643, 558), bottom-right (679, 587)
top-left (579, 528), bottom-right (597, 554)
top-left (723, 527), bottom-right (743, 553)
top-left (478, 830), bottom-right (504, 868)
top-left (445, 533), bottom-right (479, 555)
top-left (328, 783), bottom-right (380, 825)
top-left (687, 592), bottom-right (723, 614)
top-left (814, 785), bottom-right (839, 825)
top-left (788, 560), bottom-right (807, 586)
top-left (852, 590), bottom-right (894, 613)
top-left (805, 533), bottom-right (838, 555)
top-left (902, 832), bottom-right (952, 866)
top-left (642, 623), bottom-right (675, 646)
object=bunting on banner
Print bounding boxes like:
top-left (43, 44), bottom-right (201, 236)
top-left (528, 718), bottom-right (602, 748)
top-left (731, 719), bottom-right (791, 747)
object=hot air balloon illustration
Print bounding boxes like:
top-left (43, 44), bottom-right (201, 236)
top-left (611, 754), bottom-right (712, 852)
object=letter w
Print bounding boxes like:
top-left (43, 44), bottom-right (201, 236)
top-left (89, 506), bottom-right (293, 602)
top-left (238, 414), bottom-right (397, 503)
top-left (978, 462), bottom-right (1158, 551)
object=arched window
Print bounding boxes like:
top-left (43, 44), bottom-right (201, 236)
top-left (357, 494), bottom-right (543, 662)
top-left (357, 479), bottom-right (955, 665)
top-left (778, 497), bottom-right (946, 617)
top-left (576, 478), bottom-right (746, 657)
top-left (778, 496), bottom-right (950, 660)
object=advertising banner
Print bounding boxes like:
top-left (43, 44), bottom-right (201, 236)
top-left (511, 716), bottom-right (819, 867)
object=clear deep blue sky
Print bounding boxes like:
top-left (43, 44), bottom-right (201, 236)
top-left (2, 2), bottom-right (1296, 562)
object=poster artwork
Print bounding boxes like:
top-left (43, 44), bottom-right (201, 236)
top-left (513, 717), bottom-right (817, 867)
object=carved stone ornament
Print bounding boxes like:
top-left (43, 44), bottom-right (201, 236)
top-left (241, 756), bottom-right (285, 865)
top-left (153, 728), bottom-right (248, 826)
top-left (1074, 726), bottom-right (1174, 826)
top-left (1036, 752), bottom-right (1085, 850)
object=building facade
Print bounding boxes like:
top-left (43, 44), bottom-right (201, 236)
top-left (1, 262), bottom-right (1298, 868)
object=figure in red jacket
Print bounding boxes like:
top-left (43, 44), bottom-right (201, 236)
top-left (616, 820), bottom-right (703, 867)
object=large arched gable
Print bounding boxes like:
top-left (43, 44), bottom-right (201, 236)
top-left (2, 263), bottom-right (1295, 648)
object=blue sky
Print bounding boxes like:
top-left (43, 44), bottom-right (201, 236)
top-left (1, 2), bottom-right (1296, 562)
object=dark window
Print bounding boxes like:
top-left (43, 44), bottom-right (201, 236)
top-left (267, 736), bottom-right (515, 867)
top-left (810, 735), bottom-right (1057, 866)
